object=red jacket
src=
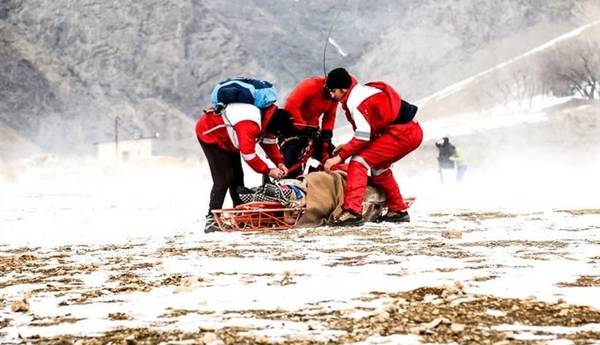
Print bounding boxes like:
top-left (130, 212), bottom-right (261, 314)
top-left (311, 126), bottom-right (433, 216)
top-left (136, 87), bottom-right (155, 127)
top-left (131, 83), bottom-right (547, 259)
top-left (195, 104), bottom-right (284, 174)
top-left (284, 77), bottom-right (338, 131)
top-left (338, 81), bottom-right (402, 161)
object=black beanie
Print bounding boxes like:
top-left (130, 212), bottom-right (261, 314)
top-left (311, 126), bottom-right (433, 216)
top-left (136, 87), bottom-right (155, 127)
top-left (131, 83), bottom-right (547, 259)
top-left (326, 68), bottom-right (352, 89)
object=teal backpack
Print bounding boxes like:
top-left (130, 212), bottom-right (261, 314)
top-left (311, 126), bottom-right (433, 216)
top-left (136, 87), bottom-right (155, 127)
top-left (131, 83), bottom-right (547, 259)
top-left (210, 78), bottom-right (278, 110)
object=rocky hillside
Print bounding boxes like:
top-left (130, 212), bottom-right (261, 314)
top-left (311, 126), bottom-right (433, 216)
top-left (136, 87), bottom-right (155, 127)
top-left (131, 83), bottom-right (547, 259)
top-left (0, 121), bottom-right (42, 163)
top-left (0, 0), bottom-right (276, 157)
top-left (0, 0), bottom-right (592, 159)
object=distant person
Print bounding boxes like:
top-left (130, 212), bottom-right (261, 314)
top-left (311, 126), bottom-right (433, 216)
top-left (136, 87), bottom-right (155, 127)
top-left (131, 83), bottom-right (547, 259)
top-left (322, 67), bottom-right (423, 226)
top-left (450, 147), bottom-right (467, 184)
top-left (196, 78), bottom-right (295, 233)
top-left (435, 137), bottom-right (456, 184)
top-left (435, 137), bottom-right (467, 184)
top-left (282, 76), bottom-right (339, 178)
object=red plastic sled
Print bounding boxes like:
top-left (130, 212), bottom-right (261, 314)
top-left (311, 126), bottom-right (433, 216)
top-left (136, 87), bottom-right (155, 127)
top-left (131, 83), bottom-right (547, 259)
top-left (212, 201), bottom-right (305, 232)
top-left (212, 197), bottom-right (416, 232)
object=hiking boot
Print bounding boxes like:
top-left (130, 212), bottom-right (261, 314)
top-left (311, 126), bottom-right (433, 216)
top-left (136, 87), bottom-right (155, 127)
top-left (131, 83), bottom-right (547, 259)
top-left (376, 210), bottom-right (410, 223)
top-left (330, 210), bottom-right (364, 227)
top-left (204, 214), bottom-right (221, 233)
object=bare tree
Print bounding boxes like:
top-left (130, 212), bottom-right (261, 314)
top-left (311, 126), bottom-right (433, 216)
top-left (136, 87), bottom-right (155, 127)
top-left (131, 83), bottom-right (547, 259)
top-left (483, 58), bottom-right (544, 112)
top-left (539, 28), bottom-right (600, 100)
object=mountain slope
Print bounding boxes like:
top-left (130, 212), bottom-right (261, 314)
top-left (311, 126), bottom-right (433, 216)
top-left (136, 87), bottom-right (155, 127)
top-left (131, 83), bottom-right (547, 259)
top-left (0, 0), bottom-right (593, 159)
top-left (0, 120), bottom-right (42, 162)
top-left (354, 0), bottom-right (585, 101)
top-left (0, 0), bottom-right (273, 157)
top-left (417, 19), bottom-right (600, 120)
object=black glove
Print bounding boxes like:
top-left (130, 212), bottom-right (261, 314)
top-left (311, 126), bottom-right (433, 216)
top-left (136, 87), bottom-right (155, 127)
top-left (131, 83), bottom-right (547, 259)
top-left (321, 130), bottom-right (335, 161)
top-left (300, 127), bottom-right (321, 141)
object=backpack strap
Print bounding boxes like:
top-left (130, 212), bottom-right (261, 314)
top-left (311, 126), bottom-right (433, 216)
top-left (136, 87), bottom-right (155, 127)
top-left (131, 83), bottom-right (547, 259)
top-left (222, 103), bottom-right (261, 149)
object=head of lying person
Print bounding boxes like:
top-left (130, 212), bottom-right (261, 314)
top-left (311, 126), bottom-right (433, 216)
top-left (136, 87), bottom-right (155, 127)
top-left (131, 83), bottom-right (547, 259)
top-left (266, 108), bottom-right (297, 137)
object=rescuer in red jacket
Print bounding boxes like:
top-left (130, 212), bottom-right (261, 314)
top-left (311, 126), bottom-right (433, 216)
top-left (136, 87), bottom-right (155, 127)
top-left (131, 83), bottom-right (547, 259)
top-left (282, 76), bottom-right (339, 177)
top-left (196, 103), bottom-right (293, 233)
top-left (323, 68), bottom-right (423, 226)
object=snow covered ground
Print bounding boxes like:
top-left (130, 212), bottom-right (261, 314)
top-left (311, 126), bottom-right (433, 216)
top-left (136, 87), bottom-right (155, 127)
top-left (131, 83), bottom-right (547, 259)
top-left (1, 96), bottom-right (600, 344)
top-left (1, 151), bottom-right (599, 344)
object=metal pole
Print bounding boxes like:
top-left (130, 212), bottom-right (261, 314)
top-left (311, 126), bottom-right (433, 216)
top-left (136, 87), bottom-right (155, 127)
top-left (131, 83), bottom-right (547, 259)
top-left (322, 0), bottom-right (349, 76)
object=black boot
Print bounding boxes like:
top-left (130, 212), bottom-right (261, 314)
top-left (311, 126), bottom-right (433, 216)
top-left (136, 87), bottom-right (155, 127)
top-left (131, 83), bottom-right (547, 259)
top-left (376, 210), bottom-right (410, 223)
top-left (204, 214), bottom-right (221, 233)
top-left (330, 210), bottom-right (364, 227)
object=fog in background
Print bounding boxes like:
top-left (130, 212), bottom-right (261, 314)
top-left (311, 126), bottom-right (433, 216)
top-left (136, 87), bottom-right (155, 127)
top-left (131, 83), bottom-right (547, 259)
top-left (1, 0), bottom-right (600, 204)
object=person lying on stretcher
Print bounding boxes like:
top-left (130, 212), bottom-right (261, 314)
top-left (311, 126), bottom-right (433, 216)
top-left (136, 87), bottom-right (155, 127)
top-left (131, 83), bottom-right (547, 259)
top-left (234, 164), bottom-right (413, 229)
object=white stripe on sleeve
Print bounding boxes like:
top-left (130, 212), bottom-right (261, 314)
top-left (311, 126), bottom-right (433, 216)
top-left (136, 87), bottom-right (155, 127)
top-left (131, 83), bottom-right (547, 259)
top-left (346, 84), bottom-right (381, 141)
top-left (242, 153), bottom-right (257, 161)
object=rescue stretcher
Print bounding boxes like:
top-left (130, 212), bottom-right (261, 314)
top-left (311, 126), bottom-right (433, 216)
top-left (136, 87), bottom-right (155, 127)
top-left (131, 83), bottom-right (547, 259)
top-left (211, 197), bottom-right (415, 232)
top-left (212, 201), bottom-right (305, 232)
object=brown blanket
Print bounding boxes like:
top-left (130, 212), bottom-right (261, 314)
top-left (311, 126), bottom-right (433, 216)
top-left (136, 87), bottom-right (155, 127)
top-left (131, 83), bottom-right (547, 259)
top-left (296, 171), bottom-right (386, 227)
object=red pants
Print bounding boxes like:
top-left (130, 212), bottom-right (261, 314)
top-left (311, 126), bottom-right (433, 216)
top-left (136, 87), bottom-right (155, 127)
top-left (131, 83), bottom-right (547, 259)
top-left (344, 121), bottom-right (423, 214)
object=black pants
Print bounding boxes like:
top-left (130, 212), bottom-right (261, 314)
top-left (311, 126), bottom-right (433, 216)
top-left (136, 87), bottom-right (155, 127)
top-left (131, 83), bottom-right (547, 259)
top-left (199, 141), bottom-right (244, 215)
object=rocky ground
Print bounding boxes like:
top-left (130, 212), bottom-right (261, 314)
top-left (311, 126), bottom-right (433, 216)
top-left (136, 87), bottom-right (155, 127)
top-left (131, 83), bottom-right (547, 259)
top-left (1, 203), bottom-right (600, 344)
